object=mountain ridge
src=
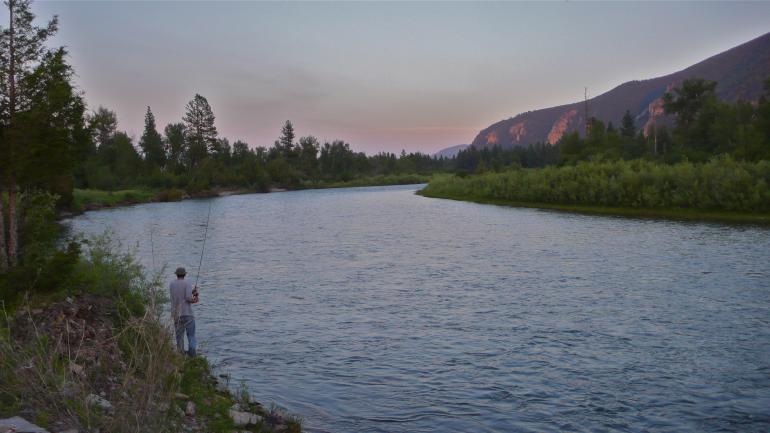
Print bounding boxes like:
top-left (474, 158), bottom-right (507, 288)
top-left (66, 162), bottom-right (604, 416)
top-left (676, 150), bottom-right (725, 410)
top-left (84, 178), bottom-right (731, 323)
top-left (442, 31), bottom-right (770, 154)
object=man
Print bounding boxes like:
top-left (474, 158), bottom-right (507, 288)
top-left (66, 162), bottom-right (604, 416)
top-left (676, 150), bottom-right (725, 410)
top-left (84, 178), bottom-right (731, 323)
top-left (170, 267), bottom-right (199, 356)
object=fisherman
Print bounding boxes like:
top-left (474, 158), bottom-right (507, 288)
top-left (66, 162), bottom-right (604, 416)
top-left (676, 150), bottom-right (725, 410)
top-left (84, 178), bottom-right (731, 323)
top-left (170, 267), bottom-right (199, 356)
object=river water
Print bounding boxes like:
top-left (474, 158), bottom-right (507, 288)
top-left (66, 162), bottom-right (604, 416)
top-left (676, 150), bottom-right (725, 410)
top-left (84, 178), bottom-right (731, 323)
top-left (67, 184), bottom-right (770, 433)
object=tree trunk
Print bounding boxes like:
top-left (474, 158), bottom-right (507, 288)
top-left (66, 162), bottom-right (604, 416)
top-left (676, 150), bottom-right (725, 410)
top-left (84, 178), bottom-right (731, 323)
top-left (7, 184), bottom-right (18, 267)
top-left (6, 0), bottom-right (19, 268)
top-left (0, 189), bottom-right (8, 271)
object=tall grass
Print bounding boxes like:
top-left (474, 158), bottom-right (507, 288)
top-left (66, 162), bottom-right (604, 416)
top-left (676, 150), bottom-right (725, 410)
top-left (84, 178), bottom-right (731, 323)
top-left (420, 157), bottom-right (770, 213)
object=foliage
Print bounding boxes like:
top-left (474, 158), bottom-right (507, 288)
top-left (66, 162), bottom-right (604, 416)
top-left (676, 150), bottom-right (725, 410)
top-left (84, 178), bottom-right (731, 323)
top-left (139, 106), bottom-right (165, 169)
top-left (72, 188), bottom-right (156, 211)
top-left (421, 157), bottom-right (770, 214)
top-left (183, 94), bottom-right (217, 169)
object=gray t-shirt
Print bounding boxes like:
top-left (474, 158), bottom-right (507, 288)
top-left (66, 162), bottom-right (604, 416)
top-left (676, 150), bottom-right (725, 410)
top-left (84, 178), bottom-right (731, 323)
top-left (169, 278), bottom-right (195, 318)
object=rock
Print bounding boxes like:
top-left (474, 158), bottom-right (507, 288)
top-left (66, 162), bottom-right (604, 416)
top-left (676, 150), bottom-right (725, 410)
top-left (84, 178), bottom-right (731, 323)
top-left (0, 416), bottom-right (50, 433)
top-left (229, 409), bottom-right (262, 427)
top-left (85, 394), bottom-right (112, 411)
top-left (215, 381), bottom-right (229, 393)
top-left (173, 404), bottom-right (185, 418)
top-left (274, 425), bottom-right (287, 433)
top-left (185, 401), bottom-right (196, 417)
top-left (158, 401), bottom-right (170, 412)
top-left (69, 363), bottom-right (85, 378)
top-left (174, 392), bottom-right (189, 399)
top-left (57, 430), bottom-right (78, 433)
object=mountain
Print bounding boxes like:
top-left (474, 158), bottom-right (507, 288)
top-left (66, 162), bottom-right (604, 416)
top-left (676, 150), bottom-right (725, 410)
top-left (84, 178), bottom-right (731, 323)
top-left (445, 32), bottom-right (770, 153)
top-left (433, 144), bottom-right (469, 159)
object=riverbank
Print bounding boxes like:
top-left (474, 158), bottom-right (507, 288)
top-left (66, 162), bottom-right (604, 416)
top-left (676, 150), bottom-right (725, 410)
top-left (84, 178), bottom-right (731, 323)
top-left (71, 174), bottom-right (432, 214)
top-left (418, 159), bottom-right (770, 225)
top-left (71, 188), bottom-right (245, 214)
top-left (417, 189), bottom-right (770, 224)
top-left (0, 237), bottom-right (301, 433)
top-left (301, 174), bottom-right (430, 190)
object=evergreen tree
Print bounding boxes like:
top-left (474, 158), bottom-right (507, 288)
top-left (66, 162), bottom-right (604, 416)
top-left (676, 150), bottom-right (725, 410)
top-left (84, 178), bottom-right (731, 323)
top-left (139, 106), bottom-right (165, 169)
top-left (0, 0), bottom-right (60, 269)
top-left (279, 120), bottom-right (295, 159)
top-left (620, 110), bottom-right (636, 138)
top-left (182, 93), bottom-right (217, 170)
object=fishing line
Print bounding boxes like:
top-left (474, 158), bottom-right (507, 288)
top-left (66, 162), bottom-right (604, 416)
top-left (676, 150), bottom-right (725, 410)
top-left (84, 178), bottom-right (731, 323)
top-left (194, 200), bottom-right (214, 289)
top-left (149, 227), bottom-right (156, 273)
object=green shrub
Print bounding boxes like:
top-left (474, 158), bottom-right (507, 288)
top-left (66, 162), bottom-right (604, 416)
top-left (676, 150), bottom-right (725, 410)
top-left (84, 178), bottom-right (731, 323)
top-left (421, 157), bottom-right (770, 213)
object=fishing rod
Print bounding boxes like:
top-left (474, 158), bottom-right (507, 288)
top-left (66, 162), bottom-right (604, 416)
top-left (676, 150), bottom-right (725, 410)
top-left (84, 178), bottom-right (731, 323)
top-left (193, 200), bottom-right (213, 291)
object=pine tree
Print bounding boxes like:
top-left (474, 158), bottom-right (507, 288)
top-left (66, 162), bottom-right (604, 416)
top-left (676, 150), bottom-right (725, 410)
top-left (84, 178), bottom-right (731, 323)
top-left (139, 106), bottom-right (165, 169)
top-left (0, 0), bottom-right (60, 269)
top-left (182, 93), bottom-right (217, 170)
top-left (620, 110), bottom-right (636, 139)
top-left (279, 120), bottom-right (295, 159)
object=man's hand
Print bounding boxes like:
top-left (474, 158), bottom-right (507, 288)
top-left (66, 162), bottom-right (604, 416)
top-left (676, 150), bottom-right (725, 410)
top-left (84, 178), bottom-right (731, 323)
top-left (192, 286), bottom-right (200, 304)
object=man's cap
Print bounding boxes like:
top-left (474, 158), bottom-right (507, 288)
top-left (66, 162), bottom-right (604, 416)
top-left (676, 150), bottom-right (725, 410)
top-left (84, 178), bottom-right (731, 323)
top-left (175, 267), bottom-right (187, 276)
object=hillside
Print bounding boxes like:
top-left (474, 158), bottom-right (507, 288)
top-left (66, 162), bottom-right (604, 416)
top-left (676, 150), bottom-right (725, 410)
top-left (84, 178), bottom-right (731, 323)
top-left (455, 31), bottom-right (770, 152)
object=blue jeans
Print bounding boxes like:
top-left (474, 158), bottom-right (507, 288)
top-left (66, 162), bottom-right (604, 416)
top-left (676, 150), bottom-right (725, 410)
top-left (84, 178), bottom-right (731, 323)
top-left (175, 315), bottom-right (197, 356)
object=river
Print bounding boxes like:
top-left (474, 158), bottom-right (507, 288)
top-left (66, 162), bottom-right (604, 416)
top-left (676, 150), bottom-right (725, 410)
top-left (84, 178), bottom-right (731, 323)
top-left (66, 184), bottom-right (770, 433)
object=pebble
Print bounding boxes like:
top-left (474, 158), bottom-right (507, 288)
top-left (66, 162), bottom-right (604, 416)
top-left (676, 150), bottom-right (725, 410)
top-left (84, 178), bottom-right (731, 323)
top-left (229, 409), bottom-right (262, 427)
top-left (0, 416), bottom-right (49, 433)
top-left (85, 394), bottom-right (112, 412)
top-left (185, 401), bottom-right (196, 417)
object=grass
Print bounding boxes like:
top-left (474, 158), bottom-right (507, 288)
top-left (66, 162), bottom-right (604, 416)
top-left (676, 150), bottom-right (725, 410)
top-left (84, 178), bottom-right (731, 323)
top-left (73, 188), bottom-right (157, 210)
top-left (417, 189), bottom-right (770, 225)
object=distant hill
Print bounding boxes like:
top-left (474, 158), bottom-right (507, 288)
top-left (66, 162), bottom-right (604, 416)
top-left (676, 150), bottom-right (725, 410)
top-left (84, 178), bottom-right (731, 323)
top-left (433, 144), bottom-right (469, 159)
top-left (439, 32), bottom-right (770, 154)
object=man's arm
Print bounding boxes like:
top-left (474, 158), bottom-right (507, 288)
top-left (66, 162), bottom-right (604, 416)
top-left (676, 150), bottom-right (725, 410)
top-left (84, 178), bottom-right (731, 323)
top-left (185, 282), bottom-right (196, 302)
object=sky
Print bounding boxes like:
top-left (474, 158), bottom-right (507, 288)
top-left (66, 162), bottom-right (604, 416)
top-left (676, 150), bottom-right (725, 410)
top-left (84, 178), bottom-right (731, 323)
top-left (10, 1), bottom-right (770, 154)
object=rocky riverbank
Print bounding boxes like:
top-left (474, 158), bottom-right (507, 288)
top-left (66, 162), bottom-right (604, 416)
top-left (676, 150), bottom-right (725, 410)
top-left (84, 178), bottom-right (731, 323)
top-left (0, 293), bottom-right (300, 433)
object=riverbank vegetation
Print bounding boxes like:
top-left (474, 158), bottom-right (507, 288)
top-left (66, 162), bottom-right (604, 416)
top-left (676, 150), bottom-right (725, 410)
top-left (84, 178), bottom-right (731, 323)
top-left (419, 158), bottom-right (770, 223)
top-left (0, 233), bottom-right (301, 432)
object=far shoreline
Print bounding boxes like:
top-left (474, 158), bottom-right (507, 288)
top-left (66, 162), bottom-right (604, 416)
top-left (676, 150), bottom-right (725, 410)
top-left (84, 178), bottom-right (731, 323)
top-left (416, 189), bottom-right (770, 226)
top-left (64, 175), bottom-right (431, 217)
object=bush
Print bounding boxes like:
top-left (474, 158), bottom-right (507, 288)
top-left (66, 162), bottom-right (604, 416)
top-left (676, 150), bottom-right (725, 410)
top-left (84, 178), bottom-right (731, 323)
top-left (156, 188), bottom-right (185, 202)
top-left (420, 157), bottom-right (770, 213)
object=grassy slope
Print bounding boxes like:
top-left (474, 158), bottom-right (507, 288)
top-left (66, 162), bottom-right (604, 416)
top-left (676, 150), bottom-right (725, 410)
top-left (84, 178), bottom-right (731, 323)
top-left (417, 188), bottom-right (770, 225)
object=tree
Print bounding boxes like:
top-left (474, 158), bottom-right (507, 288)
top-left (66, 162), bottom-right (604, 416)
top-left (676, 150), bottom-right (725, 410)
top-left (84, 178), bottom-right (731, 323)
top-left (231, 140), bottom-right (249, 164)
top-left (88, 106), bottom-right (117, 148)
top-left (0, 0), bottom-right (60, 270)
top-left (298, 135), bottom-right (319, 179)
top-left (139, 106), bottom-right (165, 169)
top-left (12, 48), bottom-right (88, 202)
top-left (164, 122), bottom-right (185, 174)
top-left (182, 93), bottom-right (217, 170)
top-left (279, 120), bottom-right (296, 160)
top-left (620, 110), bottom-right (636, 139)
top-left (663, 78), bottom-right (717, 129)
